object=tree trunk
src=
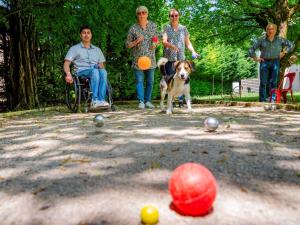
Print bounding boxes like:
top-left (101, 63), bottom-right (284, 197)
top-left (7, 2), bottom-right (38, 109)
top-left (274, 0), bottom-right (292, 82)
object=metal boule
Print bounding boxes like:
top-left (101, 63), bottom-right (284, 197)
top-left (93, 114), bottom-right (104, 127)
top-left (204, 117), bottom-right (219, 132)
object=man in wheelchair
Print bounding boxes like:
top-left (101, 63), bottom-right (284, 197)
top-left (64, 25), bottom-right (109, 109)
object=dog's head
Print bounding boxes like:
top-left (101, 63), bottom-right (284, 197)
top-left (173, 60), bottom-right (194, 80)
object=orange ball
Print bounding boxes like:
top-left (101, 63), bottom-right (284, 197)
top-left (137, 56), bottom-right (151, 70)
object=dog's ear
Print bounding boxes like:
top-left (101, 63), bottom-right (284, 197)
top-left (186, 60), bottom-right (195, 72)
top-left (173, 61), bottom-right (180, 70)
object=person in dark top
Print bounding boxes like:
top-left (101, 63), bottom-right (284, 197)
top-left (248, 23), bottom-right (294, 102)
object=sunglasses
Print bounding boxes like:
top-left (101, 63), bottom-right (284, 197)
top-left (137, 11), bottom-right (147, 15)
top-left (170, 14), bottom-right (179, 18)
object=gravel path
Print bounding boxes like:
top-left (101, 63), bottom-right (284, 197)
top-left (0, 105), bottom-right (300, 225)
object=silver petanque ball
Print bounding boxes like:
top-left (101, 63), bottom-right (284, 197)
top-left (204, 117), bottom-right (219, 132)
top-left (264, 104), bottom-right (271, 111)
top-left (271, 104), bottom-right (277, 111)
top-left (93, 114), bottom-right (105, 127)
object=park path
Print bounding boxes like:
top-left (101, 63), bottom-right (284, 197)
top-left (0, 104), bottom-right (300, 225)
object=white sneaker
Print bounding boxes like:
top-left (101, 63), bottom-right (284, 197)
top-left (145, 101), bottom-right (155, 109)
top-left (138, 102), bottom-right (145, 109)
top-left (91, 100), bottom-right (109, 109)
top-left (98, 101), bottom-right (109, 107)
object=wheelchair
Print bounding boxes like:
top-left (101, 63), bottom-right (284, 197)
top-left (66, 73), bottom-right (116, 113)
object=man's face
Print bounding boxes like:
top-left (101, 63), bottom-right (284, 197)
top-left (80, 29), bottom-right (92, 42)
top-left (266, 26), bottom-right (276, 37)
top-left (169, 10), bottom-right (179, 22)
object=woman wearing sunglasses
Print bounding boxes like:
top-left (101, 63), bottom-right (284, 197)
top-left (126, 6), bottom-right (160, 109)
top-left (162, 8), bottom-right (199, 107)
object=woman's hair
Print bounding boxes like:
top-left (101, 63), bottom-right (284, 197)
top-left (169, 8), bottom-right (180, 17)
top-left (136, 6), bottom-right (148, 14)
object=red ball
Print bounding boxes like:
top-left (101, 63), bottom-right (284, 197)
top-left (169, 163), bottom-right (217, 216)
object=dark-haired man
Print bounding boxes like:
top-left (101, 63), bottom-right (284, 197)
top-left (64, 25), bottom-right (109, 108)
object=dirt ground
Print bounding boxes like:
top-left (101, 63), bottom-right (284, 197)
top-left (0, 104), bottom-right (300, 225)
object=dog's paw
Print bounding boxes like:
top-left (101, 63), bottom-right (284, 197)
top-left (187, 108), bottom-right (193, 114)
top-left (166, 109), bottom-right (172, 115)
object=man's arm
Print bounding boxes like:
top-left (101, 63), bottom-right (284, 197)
top-left (248, 39), bottom-right (263, 62)
top-left (97, 48), bottom-right (106, 69)
top-left (280, 38), bottom-right (295, 59)
top-left (63, 60), bottom-right (73, 83)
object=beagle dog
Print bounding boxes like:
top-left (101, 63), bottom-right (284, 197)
top-left (157, 57), bottom-right (194, 115)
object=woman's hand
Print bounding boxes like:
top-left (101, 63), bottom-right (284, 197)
top-left (170, 44), bottom-right (179, 52)
top-left (135, 35), bottom-right (144, 46)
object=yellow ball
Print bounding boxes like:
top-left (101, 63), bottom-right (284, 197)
top-left (137, 56), bottom-right (151, 70)
top-left (140, 205), bottom-right (159, 225)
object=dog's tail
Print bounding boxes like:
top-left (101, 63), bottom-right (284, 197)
top-left (157, 57), bottom-right (168, 76)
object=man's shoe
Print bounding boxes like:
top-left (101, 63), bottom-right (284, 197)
top-left (138, 102), bottom-right (145, 109)
top-left (91, 101), bottom-right (101, 109)
top-left (98, 101), bottom-right (109, 108)
top-left (145, 101), bottom-right (155, 109)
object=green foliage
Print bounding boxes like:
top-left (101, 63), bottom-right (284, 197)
top-left (1, 0), bottom-right (298, 107)
top-left (191, 41), bottom-right (256, 95)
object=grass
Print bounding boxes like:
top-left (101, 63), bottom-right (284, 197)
top-left (194, 91), bottom-right (300, 103)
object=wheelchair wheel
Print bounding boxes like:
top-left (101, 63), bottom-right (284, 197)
top-left (106, 81), bottom-right (116, 111)
top-left (66, 75), bottom-right (81, 112)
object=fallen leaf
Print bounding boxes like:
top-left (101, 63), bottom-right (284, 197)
top-left (150, 162), bottom-right (161, 169)
top-left (95, 171), bottom-right (102, 176)
top-left (60, 156), bottom-right (72, 165)
top-left (217, 155), bottom-right (228, 163)
top-left (60, 157), bottom-right (91, 165)
top-left (33, 187), bottom-right (47, 195)
top-left (171, 147), bottom-right (180, 152)
top-left (247, 152), bottom-right (257, 156)
top-left (159, 153), bottom-right (166, 158)
top-left (73, 158), bottom-right (91, 163)
top-left (240, 187), bottom-right (248, 193)
top-left (79, 171), bottom-right (88, 175)
top-left (39, 205), bottom-right (51, 210)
